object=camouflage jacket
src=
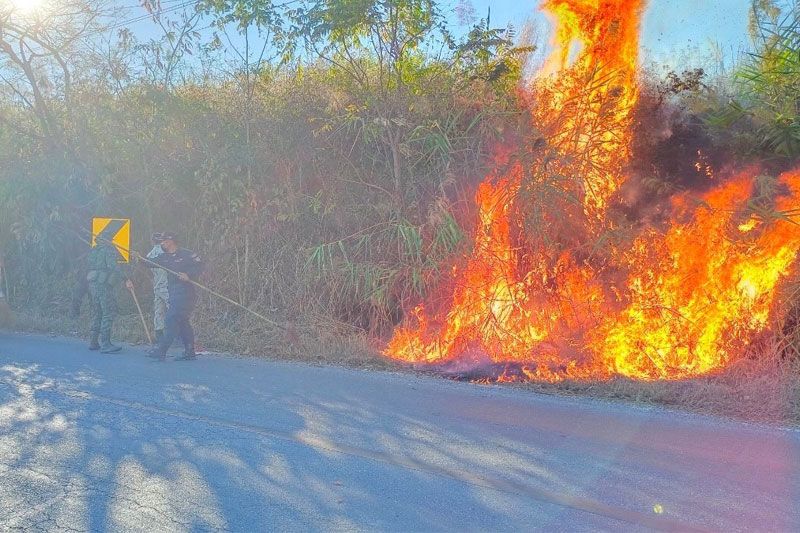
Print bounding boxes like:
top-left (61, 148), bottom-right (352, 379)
top-left (86, 243), bottom-right (127, 286)
top-left (146, 245), bottom-right (169, 292)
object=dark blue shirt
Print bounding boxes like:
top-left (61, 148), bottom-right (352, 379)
top-left (149, 248), bottom-right (203, 299)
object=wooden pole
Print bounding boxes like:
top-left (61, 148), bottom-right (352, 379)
top-left (128, 284), bottom-right (153, 344)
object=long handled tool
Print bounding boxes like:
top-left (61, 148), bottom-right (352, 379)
top-left (0, 260), bottom-right (13, 328)
top-left (127, 284), bottom-right (153, 344)
top-left (72, 227), bottom-right (295, 332)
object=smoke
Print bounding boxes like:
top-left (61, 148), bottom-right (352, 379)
top-left (615, 69), bottom-right (738, 225)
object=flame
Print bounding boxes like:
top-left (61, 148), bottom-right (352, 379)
top-left (591, 170), bottom-right (800, 380)
top-left (537, 0), bottom-right (644, 216)
top-left (384, 0), bottom-right (800, 383)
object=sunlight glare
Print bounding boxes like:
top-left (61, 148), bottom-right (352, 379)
top-left (7, 0), bottom-right (46, 15)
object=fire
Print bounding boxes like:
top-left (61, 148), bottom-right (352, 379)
top-left (591, 171), bottom-right (800, 380)
top-left (537, 0), bottom-right (644, 216)
top-left (384, 0), bottom-right (800, 382)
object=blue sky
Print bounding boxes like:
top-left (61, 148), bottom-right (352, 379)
top-left (459, 0), bottom-right (752, 67)
top-left (120, 0), bottom-right (753, 70)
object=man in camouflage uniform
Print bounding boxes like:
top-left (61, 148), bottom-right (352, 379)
top-left (86, 228), bottom-right (133, 353)
top-left (146, 232), bottom-right (169, 344)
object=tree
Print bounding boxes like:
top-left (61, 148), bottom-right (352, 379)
top-left (0, 1), bottom-right (117, 290)
top-left (0, 1), bottom-right (112, 148)
top-left (139, 0), bottom-right (204, 89)
top-left (199, 0), bottom-right (287, 305)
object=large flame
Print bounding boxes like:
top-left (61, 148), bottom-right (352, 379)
top-left (385, 0), bottom-right (800, 382)
top-left (593, 171), bottom-right (800, 379)
top-left (538, 0), bottom-right (644, 215)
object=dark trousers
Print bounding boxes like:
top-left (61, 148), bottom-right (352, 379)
top-left (158, 292), bottom-right (195, 354)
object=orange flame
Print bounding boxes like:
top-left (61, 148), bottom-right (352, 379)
top-left (538, 0), bottom-right (645, 216)
top-left (384, 0), bottom-right (800, 383)
top-left (591, 170), bottom-right (800, 380)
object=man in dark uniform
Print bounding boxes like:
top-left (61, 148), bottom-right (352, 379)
top-left (144, 232), bottom-right (203, 361)
top-left (86, 227), bottom-right (133, 353)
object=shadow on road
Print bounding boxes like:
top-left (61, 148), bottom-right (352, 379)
top-left (0, 334), bottom-right (797, 531)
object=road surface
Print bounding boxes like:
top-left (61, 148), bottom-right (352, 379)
top-left (0, 333), bottom-right (797, 531)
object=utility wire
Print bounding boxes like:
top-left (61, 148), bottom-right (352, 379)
top-left (103, 0), bottom-right (202, 34)
top-left (80, 0), bottom-right (301, 40)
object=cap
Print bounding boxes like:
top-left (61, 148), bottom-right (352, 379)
top-left (160, 231), bottom-right (178, 242)
top-left (151, 232), bottom-right (164, 244)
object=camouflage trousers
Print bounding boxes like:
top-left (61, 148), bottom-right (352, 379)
top-left (153, 287), bottom-right (169, 332)
top-left (89, 282), bottom-right (117, 342)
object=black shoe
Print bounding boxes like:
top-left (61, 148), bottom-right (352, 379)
top-left (100, 343), bottom-right (122, 354)
top-left (88, 341), bottom-right (100, 351)
top-left (146, 348), bottom-right (166, 360)
top-left (175, 353), bottom-right (197, 361)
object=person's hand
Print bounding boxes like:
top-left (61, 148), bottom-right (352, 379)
top-left (177, 272), bottom-right (190, 282)
top-left (125, 280), bottom-right (134, 290)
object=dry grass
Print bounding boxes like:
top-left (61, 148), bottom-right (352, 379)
top-left (195, 309), bottom-right (391, 369)
top-left (6, 309), bottom-right (148, 345)
top-left (5, 305), bottom-right (395, 372)
top-left (518, 343), bottom-right (800, 427)
top-left (0, 300), bottom-right (13, 330)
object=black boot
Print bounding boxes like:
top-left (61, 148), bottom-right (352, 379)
top-left (100, 343), bottom-right (122, 354)
top-left (99, 333), bottom-right (121, 354)
top-left (146, 347), bottom-right (166, 360)
top-left (88, 334), bottom-right (100, 351)
top-left (176, 344), bottom-right (196, 361)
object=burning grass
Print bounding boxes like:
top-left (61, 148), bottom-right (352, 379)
top-left (402, 334), bottom-right (800, 426)
top-left (524, 344), bottom-right (800, 426)
top-left (384, 0), bottom-right (800, 387)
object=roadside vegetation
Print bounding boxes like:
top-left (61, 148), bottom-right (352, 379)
top-left (1, 0), bottom-right (798, 425)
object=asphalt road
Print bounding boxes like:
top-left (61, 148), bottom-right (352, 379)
top-left (0, 333), bottom-right (797, 532)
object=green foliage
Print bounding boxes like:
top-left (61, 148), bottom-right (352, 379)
top-left (291, 0), bottom-right (443, 73)
top-left (201, 0), bottom-right (283, 32)
top-left (0, 0), bottom-right (522, 329)
top-left (306, 202), bottom-right (463, 328)
top-left (707, 9), bottom-right (800, 161)
top-left (7, 0), bottom-right (791, 343)
top-left (455, 22), bottom-right (536, 95)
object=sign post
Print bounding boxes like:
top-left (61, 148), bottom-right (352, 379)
top-left (90, 217), bottom-right (151, 343)
top-left (91, 218), bottom-right (131, 262)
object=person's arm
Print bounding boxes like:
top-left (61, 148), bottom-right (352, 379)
top-left (107, 246), bottom-right (134, 288)
top-left (177, 251), bottom-right (203, 282)
top-left (145, 253), bottom-right (167, 269)
top-left (146, 246), bottom-right (164, 260)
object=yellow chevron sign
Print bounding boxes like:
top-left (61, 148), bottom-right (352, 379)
top-left (92, 218), bottom-right (131, 263)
